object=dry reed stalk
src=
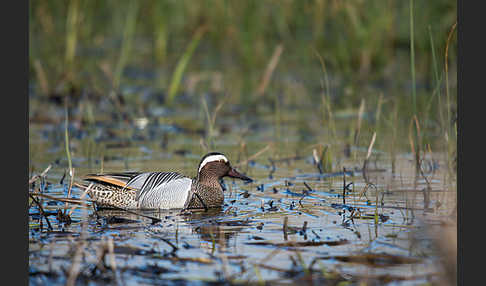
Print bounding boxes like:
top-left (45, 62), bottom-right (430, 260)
top-left (48, 240), bottom-right (55, 272)
top-left (343, 167), bottom-right (347, 205)
top-left (353, 98), bottom-right (366, 147)
top-left (375, 93), bottom-right (384, 125)
top-left (312, 47), bottom-right (336, 140)
top-left (252, 264), bottom-right (265, 286)
top-left (434, 220), bottom-right (457, 286)
top-left (67, 183), bottom-right (93, 216)
top-left (98, 63), bottom-right (125, 117)
top-left (283, 216), bottom-right (288, 241)
top-left (33, 60), bottom-right (49, 95)
top-left (29, 164), bottom-right (52, 185)
top-left (30, 191), bottom-right (93, 205)
top-left (366, 132), bottom-right (377, 160)
top-left (257, 44), bottom-right (284, 96)
top-left (301, 142), bottom-right (326, 152)
top-left (98, 62), bottom-right (114, 87)
top-left (417, 145), bottom-right (432, 210)
top-left (234, 143), bottom-right (272, 167)
top-left (199, 138), bottom-right (210, 152)
top-left (29, 193), bottom-right (53, 231)
top-left (64, 168), bottom-right (75, 215)
top-left (210, 97), bottom-right (226, 127)
top-left (236, 140), bottom-right (248, 171)
top-left (363, 132), bottom-right (377, 184)
top-left (217, 229), bottom-right (231, 283)
top-left (107, 236), bottom-right (121, 285)
top-left (312, 148), bottom-right (323, 174)
top-left (258, 247), bottom-right (282, 266)
top-left (444, 21), bottom-right (457, 126)
top-left (94, 238), bottom-right (108, 272)
top-left (202, 93), bottom-right (227, 146)
top-left (444, 21), bottom-right (457, 180)
top-left (64, 98), bottom-right (73, 176)
top-left (159, 238), bottom-right (178, 254)
top-left (66, 240), bottom-right (87, 286)
top-left (66, 184), bottom-right (91, 286)
top-left (407, 115), bottom-right (422, 175)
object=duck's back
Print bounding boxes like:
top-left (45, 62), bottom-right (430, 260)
top-left (84, 172), bottom-right (193, 209)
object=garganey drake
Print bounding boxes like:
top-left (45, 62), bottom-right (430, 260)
top-left (77, 152), bottom-right (252, 210)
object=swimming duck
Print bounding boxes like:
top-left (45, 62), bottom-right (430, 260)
top-left (77, 152), bottom-right (252, 210)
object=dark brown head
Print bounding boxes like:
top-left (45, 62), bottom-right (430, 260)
top-left (197, 152), bottom-right (252, 183)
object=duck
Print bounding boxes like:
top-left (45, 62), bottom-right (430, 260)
top-left (76, 152), bottom-right (252, 210)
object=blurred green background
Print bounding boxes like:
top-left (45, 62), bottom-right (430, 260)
top-left (29, 0), bottom-right (457, 174)
top-left (29, 0), bottom-right (456, 104)
top-left (28, 2), bottom-right (458, 283)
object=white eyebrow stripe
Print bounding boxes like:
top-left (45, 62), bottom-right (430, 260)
top-left (198, 155), bottom-right (228, 173)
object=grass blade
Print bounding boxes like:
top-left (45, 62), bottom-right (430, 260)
top-left (167, 26), bottom-right (207, 104)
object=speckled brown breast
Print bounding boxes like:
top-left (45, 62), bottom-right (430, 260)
top-left (185, 183), bottom-right (224, 209)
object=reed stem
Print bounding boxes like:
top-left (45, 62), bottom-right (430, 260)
top-left (409, 0), bottom-right (416, 116)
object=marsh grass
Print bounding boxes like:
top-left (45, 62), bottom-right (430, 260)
top-left (64, 0), bottom-right (79, 78)
top-left (29, 3), bottom-right (457, 283)
top-left (167, 26), bottom-right (207, 105)
top-left (64, 101), bottom-right (73, 176)
top-left (444, 22), bottom-right (457, 181)
top-left (257, 44), bottom-right (284, 97)
top-left (201, 92), bottom-right (226, 149)
top-left (409, 0), bottom-right (417, 116)
top-left (313, 48), bottom-right (336, 140)
top-left (273, 92), bottom-right (282, 158)
top-left (382, 98), bottom-right (400, 175)
top-left (29, 1), bottom-right (456, 102)
top-left (112, 1), bottom-right (139, 93)
top-left (425, 25), bottom-right (444, 123)
top-left (152, 1), bottom-right (169, 67)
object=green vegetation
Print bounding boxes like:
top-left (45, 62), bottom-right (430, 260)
top-left (28, 3), bottom-right (457, 284)
top-left (29, 0), bottom-right (457, 175)
top-left (30, 1), bottom-right (456, 98)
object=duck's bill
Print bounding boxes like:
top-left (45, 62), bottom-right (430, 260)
top-left (227, 168), bottom-right (253, 182)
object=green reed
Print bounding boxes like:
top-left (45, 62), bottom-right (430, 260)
top-left (64, 102), bottom-right (73, 176)
top-left (313, 48), bottom-right (336, 142)
top-left (424, 26), bottom-right (444, 123)
top-left (30, 1), bottom-right (456, 102)
top-left (167, 26), bottom-right (207, 105)
top-left (152, 1), bottom-right (169, 66)
top-left (409, 0), bottom-right (417, 116)
top-left (64, 0), bottom-right (79, 75)
top-left (113, 1), bottom-right (139, 92)
top-left (444, 22), bottom-right (457, 180)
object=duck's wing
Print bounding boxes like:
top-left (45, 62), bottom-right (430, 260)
top-left (84, 172), bottom-right (142, 189)
top-left (126, 172), bottom-right (192, 209)
top-left (123, 172), bottom-right (185, 199)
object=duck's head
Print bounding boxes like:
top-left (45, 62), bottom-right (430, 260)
top-left (197, 152), bottom-right (253, 183)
